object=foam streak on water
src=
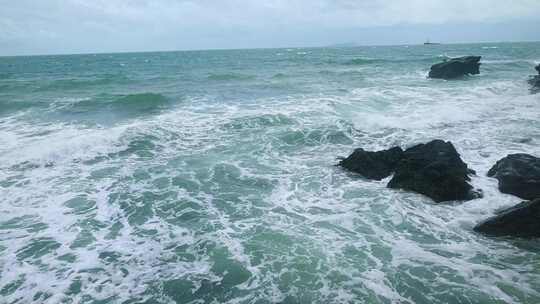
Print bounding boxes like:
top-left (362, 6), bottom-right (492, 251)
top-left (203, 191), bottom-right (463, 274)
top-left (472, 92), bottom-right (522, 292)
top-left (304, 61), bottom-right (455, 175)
top-left (1, 43), bottom-right (540, 303)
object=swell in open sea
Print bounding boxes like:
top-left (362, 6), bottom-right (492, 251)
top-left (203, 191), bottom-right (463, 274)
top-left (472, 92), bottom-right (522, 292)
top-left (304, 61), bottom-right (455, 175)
top-left (1, 42), bottom-right (540, 303)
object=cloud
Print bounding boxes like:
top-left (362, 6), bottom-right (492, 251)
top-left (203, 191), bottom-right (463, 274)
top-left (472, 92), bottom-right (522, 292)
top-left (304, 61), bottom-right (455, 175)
top-left (60, 0), bottom-right (540, 27)
top-left (1, 0), bottom-right (540, 55)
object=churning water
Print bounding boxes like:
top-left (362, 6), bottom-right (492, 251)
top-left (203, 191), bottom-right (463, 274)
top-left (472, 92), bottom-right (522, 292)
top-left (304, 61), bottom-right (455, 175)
top-left (1, 42), bottom-right (540, 303)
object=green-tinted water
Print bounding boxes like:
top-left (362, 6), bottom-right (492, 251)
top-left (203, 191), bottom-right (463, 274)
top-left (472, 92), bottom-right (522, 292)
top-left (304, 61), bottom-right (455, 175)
top-left (1, 43), bottom-right (540, 303)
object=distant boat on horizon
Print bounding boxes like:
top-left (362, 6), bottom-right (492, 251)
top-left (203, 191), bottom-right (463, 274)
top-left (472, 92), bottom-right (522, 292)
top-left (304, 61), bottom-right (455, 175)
top-left (424, 39), bottom-right (441, 45)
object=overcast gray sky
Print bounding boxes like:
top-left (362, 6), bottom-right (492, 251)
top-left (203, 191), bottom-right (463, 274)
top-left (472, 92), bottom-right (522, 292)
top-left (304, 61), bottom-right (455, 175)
top-left (1, 0), bottom-right (540, 55)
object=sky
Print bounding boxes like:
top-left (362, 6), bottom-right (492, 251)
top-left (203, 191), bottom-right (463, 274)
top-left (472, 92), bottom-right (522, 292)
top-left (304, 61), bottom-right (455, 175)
top-left (1, 0), bottom-right (540, 56)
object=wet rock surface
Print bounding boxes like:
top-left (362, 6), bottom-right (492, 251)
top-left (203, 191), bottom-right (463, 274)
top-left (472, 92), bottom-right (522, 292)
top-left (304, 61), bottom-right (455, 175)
top-left (474, 199), bottom-right (540, 238)
top-left (387, 140), bottom-right (480, 203)
top-left (341, 140), bottom-right (481, 203)
top-left (488, 153), bottom-right (540, 200)
top-left (428, 56), bottom-right (481, 79)
top-left (339, 147), bottom-right (404, 180)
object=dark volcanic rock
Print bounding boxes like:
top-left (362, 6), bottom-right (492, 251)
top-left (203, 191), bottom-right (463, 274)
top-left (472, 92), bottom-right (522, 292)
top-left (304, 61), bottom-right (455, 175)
top-left (428, 56), bottom-right (481, 79)
top-left (487, 154), bottom-right (540, 200)
top-left (474, 199), bottom-right (540, 237)
top-left (387, 140), bottom-right (480, 202)
top-left (339, 147), bottom-right (404, 180)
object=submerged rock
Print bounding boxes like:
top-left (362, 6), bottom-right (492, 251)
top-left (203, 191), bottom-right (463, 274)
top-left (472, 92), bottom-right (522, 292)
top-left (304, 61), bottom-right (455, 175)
top-left (474, 199), bottom-right (540, 237)
top-left (428, 56), bottom-right (481, 79)
top-left (339, 147), bottom-right (404, 180)
top-left (487, 154), bottom-right (540, 200)
top-left (528, 64), bottom-right (540, 93)
top-left (387, 140), bottom-right (481, 203)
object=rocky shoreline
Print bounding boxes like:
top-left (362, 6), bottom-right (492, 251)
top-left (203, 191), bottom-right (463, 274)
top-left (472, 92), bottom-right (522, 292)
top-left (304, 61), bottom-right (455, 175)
top-left (340, 141), bottom-right (540, 239)
top-left (339, 57), bottom-right (540, 239)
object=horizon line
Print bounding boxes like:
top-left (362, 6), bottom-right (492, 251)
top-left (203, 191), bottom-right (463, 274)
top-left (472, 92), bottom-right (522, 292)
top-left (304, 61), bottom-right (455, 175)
top-left (1, 39), bottom-right (539, 59)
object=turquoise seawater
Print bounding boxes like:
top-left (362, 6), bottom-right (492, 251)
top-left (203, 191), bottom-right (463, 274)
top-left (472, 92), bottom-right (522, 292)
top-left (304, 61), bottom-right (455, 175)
top-left (1, 42), bottom-right (540, 303)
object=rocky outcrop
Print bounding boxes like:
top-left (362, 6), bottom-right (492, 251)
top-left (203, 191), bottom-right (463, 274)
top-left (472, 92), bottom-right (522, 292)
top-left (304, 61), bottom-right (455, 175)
top-left (387, 140), bottom-right (481, 203)
top-left (340, 140), bottom-right (481, 203)
top-left (487, 154), bottom-right (540, 200)
top-left (474, 199), bottom-right (540, 237)
top-left (339, 147), bottom-right (404, 180)
top-left (428, 56), bottom-right (481, 79)
top-left (528, 64), bottom-right (540, 93)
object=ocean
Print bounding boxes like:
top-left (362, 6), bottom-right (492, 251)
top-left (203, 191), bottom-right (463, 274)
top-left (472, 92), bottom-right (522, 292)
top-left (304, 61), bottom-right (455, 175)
top-left (1, 42), bottom-right (539, 303)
